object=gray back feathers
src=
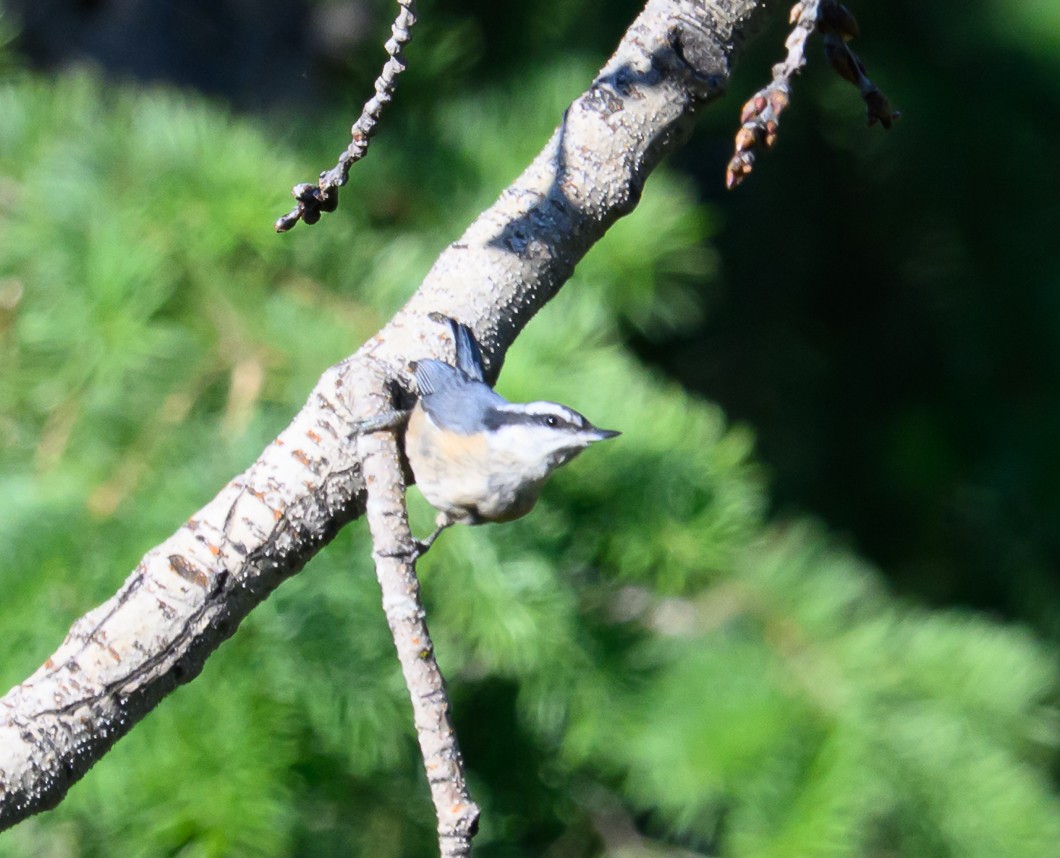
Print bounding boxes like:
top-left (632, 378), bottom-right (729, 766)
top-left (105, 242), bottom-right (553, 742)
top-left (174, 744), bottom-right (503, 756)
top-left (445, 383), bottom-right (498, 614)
top-left (414, 319), bottom-right (506, 434)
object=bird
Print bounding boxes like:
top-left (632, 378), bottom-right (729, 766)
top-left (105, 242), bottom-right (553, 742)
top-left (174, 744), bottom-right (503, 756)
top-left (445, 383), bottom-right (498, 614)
top-left (404, 315), bottom-right (618, 550)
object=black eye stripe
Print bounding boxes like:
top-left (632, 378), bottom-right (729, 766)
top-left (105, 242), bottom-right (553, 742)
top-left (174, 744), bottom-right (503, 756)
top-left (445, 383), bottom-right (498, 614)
top-left (483, 407), bottom-right (588, 431)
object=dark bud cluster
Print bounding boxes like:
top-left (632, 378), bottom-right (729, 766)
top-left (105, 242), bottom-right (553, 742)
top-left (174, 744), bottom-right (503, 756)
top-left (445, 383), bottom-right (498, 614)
top-left (818, 0), bottom-right (900, 129)
top-left (274, 182), bottom-right (341, 234)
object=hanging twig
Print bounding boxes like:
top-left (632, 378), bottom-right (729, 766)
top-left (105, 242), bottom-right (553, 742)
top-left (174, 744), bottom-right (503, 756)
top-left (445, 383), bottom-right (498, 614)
top-left (275, 0), bottom-right (417, 232)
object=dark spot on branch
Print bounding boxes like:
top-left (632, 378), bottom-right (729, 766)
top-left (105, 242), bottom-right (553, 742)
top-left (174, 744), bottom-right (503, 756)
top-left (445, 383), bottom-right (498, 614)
top-left (168, 555), bottom-right (209, 589)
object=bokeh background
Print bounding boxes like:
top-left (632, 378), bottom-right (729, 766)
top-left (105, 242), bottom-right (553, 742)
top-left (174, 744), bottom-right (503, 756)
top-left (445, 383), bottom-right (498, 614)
top-left (2, 1), bottom-right (1059, 855)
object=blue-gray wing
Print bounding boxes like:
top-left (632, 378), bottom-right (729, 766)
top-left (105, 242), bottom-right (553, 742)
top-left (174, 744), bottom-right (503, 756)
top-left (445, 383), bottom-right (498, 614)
top-left (413, 359), bottom-right (462, 397)
top-left (414, 358), bottom-right (505, 434)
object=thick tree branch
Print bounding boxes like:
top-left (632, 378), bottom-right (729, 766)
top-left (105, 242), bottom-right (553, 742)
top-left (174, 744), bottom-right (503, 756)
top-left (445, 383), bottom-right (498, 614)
top-left (0, 0), bottom-right (778, 832)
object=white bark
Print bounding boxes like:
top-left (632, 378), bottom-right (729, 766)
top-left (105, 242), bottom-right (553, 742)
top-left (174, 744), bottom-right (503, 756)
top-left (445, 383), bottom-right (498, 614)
top-left (0, 0), bottom-right (777, 832)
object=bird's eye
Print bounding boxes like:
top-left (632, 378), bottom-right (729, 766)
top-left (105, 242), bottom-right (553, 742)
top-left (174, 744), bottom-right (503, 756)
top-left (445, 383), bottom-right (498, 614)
top-left (545, 415), bottom-right (559, 427)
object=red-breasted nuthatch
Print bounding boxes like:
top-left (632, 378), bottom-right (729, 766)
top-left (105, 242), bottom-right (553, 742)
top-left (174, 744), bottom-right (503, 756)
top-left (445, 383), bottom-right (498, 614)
top-left (405, 316), bottom-right (618, 544)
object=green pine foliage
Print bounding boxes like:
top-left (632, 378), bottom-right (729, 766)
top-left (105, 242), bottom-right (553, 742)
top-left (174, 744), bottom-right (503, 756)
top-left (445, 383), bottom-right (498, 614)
top-left (1, 65), bottom-right (1058, 857)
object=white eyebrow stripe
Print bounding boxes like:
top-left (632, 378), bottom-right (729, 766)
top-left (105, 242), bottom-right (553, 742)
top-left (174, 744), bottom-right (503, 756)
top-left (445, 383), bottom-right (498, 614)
top-left (498, 401), bottom-right (578, 420)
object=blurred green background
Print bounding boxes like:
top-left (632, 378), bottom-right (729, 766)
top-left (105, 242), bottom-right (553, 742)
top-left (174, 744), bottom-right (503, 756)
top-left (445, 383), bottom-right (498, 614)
top-left (2, 1), bottom-right (1059, 855)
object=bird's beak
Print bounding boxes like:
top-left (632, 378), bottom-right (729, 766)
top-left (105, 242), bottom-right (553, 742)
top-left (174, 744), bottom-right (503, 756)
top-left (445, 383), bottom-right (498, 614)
top-left (590, 427), bottom-right (621, 441)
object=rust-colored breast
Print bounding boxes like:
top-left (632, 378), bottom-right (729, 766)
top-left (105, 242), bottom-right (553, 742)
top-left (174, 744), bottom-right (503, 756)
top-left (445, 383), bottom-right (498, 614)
top-left (405, 404), bottom-right (492, 523)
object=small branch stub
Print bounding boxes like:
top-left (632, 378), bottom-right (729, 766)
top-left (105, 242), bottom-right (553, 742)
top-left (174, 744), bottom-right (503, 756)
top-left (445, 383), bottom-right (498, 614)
top-left (275, 0), bottom-right (417, 232)
top-left (726, 0), bottom-right (899, 189)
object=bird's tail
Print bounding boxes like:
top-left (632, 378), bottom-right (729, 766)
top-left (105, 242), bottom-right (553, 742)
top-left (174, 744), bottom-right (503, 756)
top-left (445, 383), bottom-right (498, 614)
top-left (429, 313), bottom-right (485, 383)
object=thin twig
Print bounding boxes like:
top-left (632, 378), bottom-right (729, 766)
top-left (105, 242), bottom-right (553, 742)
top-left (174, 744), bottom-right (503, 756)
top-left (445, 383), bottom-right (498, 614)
top-left (817, 0), bottom-right (900, 129)
top-left (356, 391), bottom-right (479, 856)
top-left (275, 0), bottom-right (417, 232)
top-left (726, 0), bottom-right (820, 188)
top-left (726, 0), bottom-right (898, 189)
